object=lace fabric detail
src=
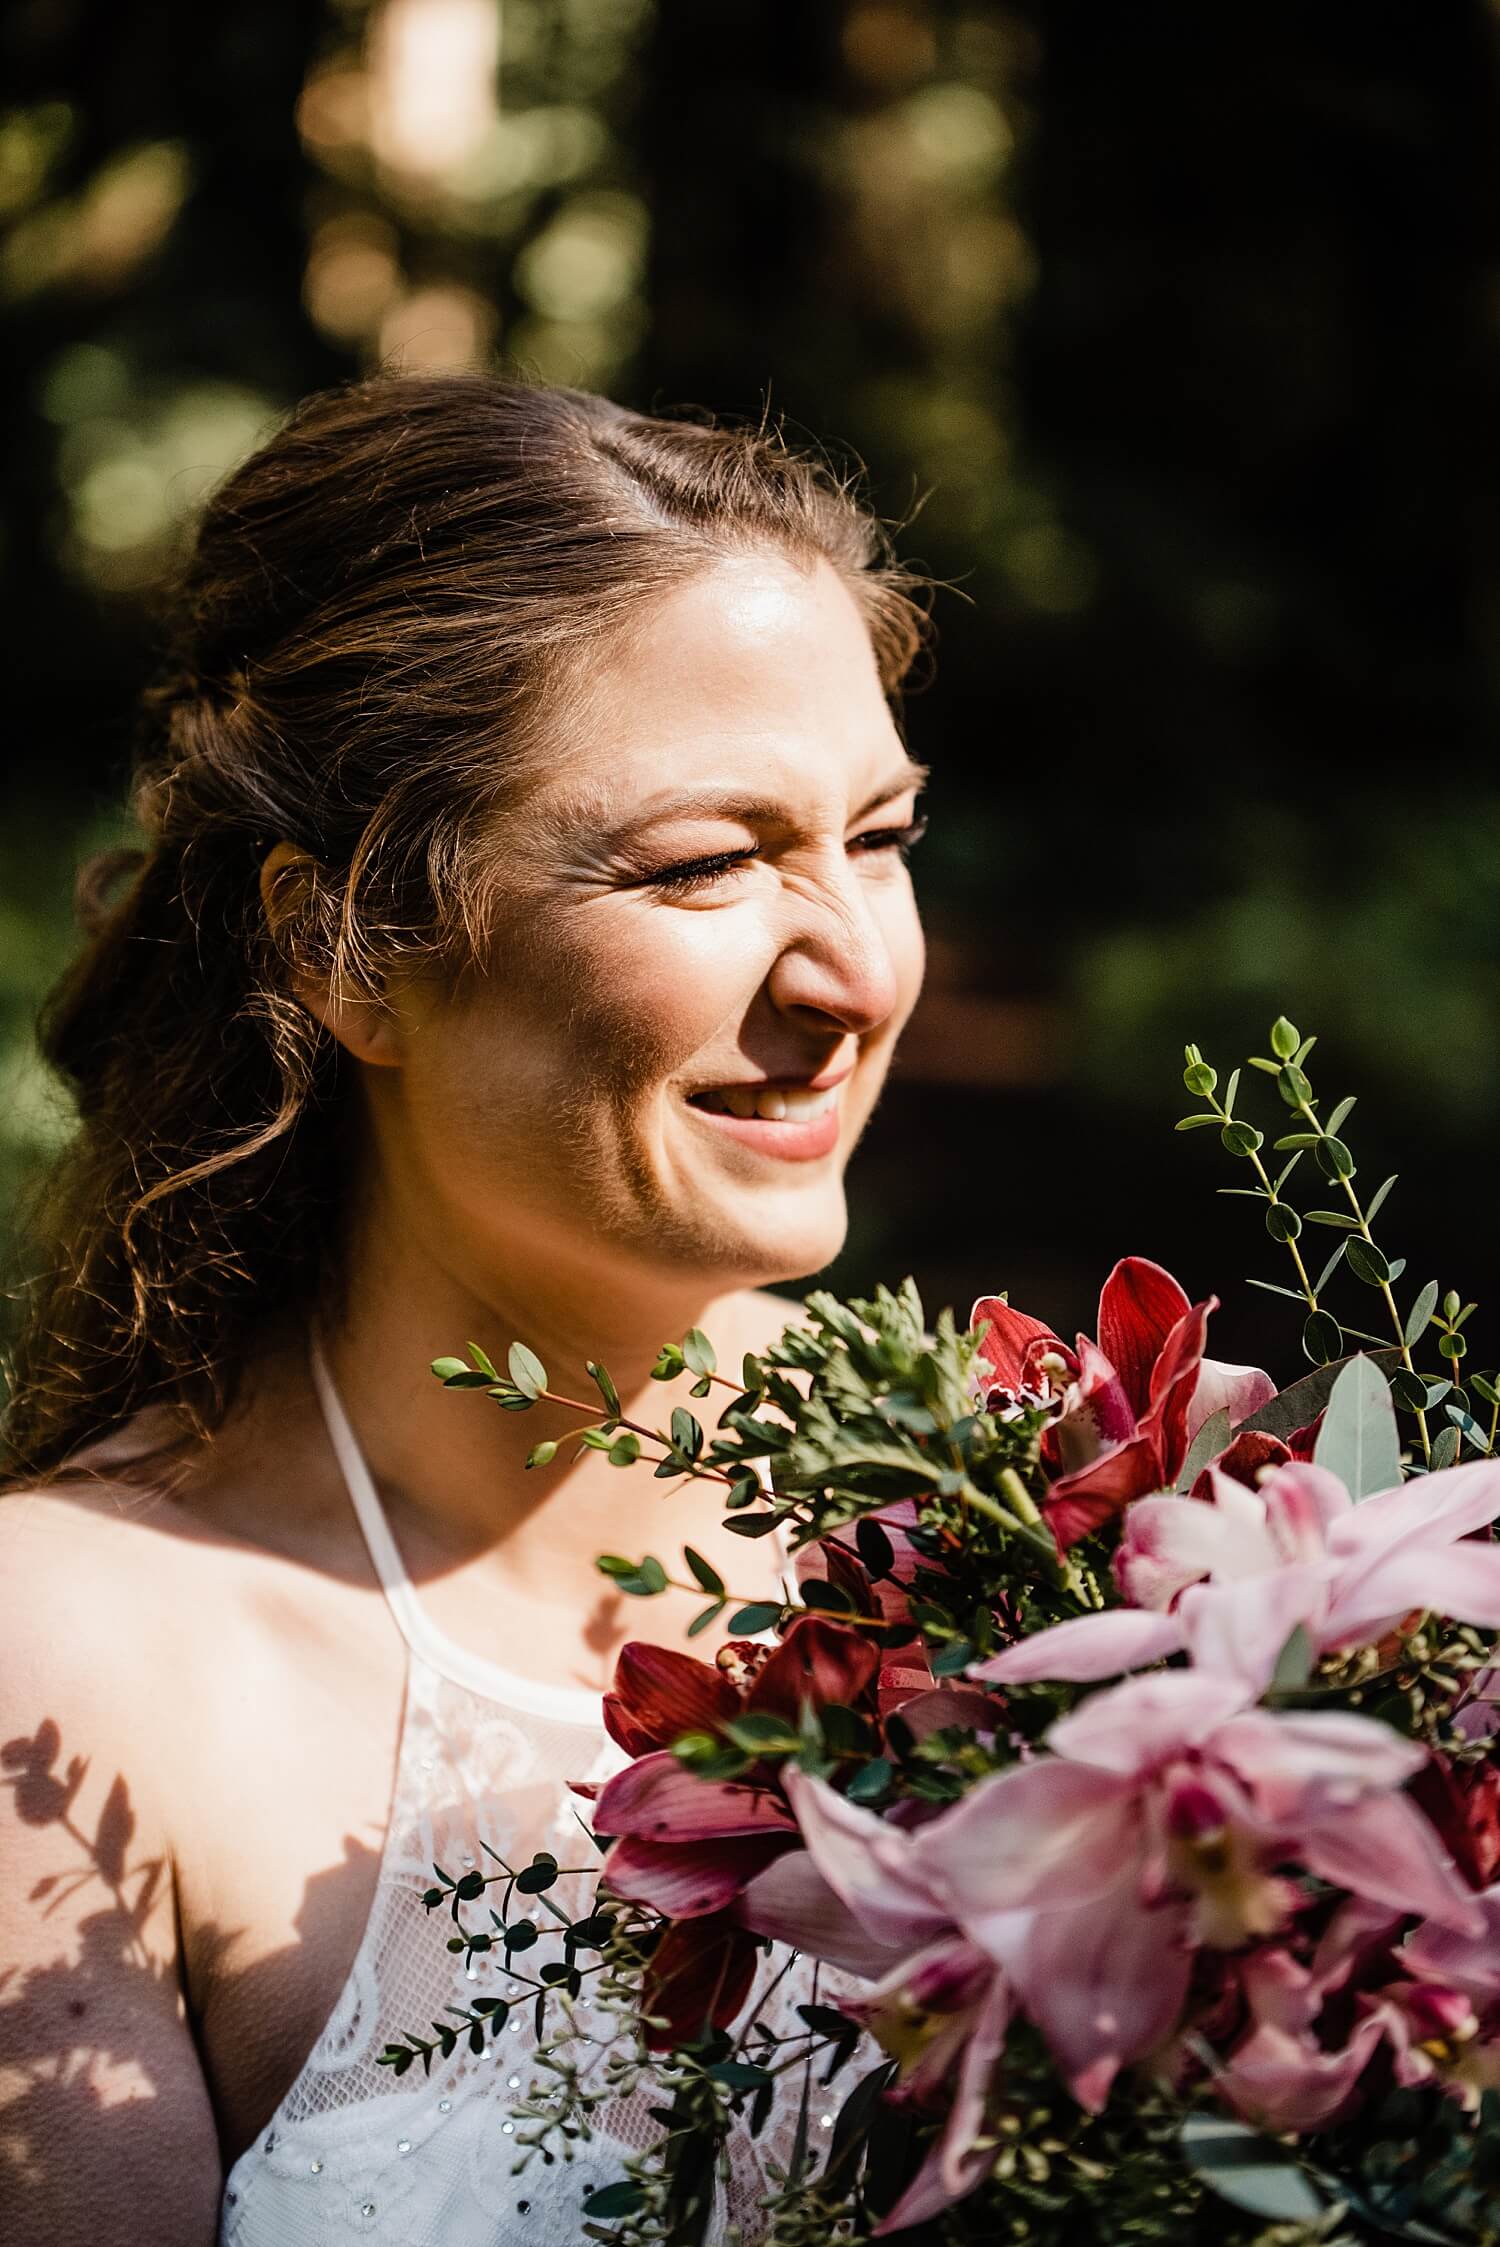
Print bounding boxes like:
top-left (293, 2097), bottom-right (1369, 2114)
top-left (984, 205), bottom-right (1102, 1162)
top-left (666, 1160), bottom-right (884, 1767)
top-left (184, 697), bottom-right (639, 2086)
top-left (219, 1345), bottom-right (837, 2245)
top-left (220, 1652), bottom-right (845, 2246)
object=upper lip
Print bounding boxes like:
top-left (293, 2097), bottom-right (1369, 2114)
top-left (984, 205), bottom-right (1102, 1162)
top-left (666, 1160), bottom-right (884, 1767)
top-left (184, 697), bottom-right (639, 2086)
top-left (689, 1063), bottom-right (854, 1096)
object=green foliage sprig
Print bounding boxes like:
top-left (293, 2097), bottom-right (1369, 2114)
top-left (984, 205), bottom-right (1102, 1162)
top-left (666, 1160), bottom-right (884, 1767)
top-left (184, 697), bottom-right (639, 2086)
top-left (1178, 1017), bottom-right (1495, 1469)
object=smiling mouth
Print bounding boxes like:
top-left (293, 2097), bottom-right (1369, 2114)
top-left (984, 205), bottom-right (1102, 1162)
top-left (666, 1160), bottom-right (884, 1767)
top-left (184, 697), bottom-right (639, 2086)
top-left (688, 1082), bottom-right (841, 1123)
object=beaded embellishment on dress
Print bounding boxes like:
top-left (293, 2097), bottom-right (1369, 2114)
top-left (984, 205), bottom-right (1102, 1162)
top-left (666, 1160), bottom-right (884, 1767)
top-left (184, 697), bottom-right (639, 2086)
top-left (217, 1343), bottom-right (835, 2247)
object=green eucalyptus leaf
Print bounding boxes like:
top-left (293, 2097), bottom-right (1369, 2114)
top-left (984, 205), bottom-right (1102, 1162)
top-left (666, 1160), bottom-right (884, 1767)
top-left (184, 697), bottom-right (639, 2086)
top-left (1326, 1095), bottom-right (1356, 1134)
top-left (467, 1342), bottom-right (499, 1379)
top-left (1176, 1407), bottom-right (1232, 1492)
top-left (1269, 1016), bottom-right (1300, 1060)
top-left (1365, 1172), bottom-right (1397, 1222)
top-left (1220, 1120), bottom-right (1262, 1158)
top-left (1303, 1210), bottom-right (1360, 1230)
top-left (1430, 1425), bottom-right (1461, 1470)
top-left (583, 2183), bottom-right (648, 2222)
top-left (1223, 1066), bottom-right (1240, 1117)
top-left (1247, 1277), bottom-right (1310, 1304)
top-left (586, 1359), bottom-right (621, 1417)
top-left (606, 1431), bottom-right (641, 1467)
top-left (1470, 1372), bottom-right (1499, 1408)
top-left (1179, 2114), bottom-right (1325, 2222)
top-left (1405, 1280), bottom-right (1440, 1346)
top-left (1389, 1367), bottom-right (1429, 1414)
top-left (1264, 1203), bottom-right (1301, 1242)
top-left (670, 1405), bottom-right (704, 1460)
top-left (684, 1545), bottom-right (726, 1597)
top-left (1240, 1350), bottom-right (1399, 1439)
top-left (507, 1342), bottom-right (548, 1398)
top-left (432, 1356), bottom-right (471, 1382)
top-left (1313, 1354), bottom-right (1401, 1498)
top-left (722, 1712), bottom-right (801, 1755)
top-left (1344, 1237), bottom-right (1391, 1288)
top-left (1270, 1623), bottom-right (1314, 1691)
top-left (1313, 1135), bottom-right (1355, 1181)
top-left (1302, 1308), bottom-right (1344, 1366)
top-left (1175, 1114), bottom-right (1220, 1131)
top-left (1273, 1132), bottom-right (1321, 1151)
top-left (686, 1598), bottom-right (727, 1638)
top-left (723, 1512), bottom-right (782, 1538)
top-left (682, 1327), bottom-right (718, 1377)
top-left (726, 1600), bottom-right (782, 1634)
top-left (1314, 1239), bottom-right (1348, 1294)
top-left (1182, 1062), bottom-right (1217, 1096)
top-left (1446, 1404), bottom-right (1491, 1454)
top-left (1276, 1063), bottom-right (1312, 1108)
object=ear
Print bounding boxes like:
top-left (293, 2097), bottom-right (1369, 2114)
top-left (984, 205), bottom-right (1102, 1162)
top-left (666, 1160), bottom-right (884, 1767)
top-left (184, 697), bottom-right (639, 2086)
top-left (259, 841), bottom-right (405, 1070)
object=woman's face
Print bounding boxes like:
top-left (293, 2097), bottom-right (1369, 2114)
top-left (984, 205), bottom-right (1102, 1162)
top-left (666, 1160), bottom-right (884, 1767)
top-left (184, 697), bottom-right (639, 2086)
top-left (374, 550), bottom-right (927, 1294)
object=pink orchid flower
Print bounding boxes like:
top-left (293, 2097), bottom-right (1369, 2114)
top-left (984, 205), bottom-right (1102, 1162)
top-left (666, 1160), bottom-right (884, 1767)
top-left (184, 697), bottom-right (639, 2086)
top-left (928, 1671), bottom-right (1482, 2109)
top-left (1380, 1884), bottom-right (1500, 2110)
top-left (736, 1768), bottom-right (1017, 2236)
top-left (1202, 1898), bottom-right (1399, 2132)
top-left (971, 1257), bottom-right (1273, 1548)
top-left (974, 1455), bottom-right (1500, 1698)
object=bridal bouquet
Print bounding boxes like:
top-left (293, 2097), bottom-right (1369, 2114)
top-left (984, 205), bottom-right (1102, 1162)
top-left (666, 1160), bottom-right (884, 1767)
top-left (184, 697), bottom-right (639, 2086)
top-left (402, 1022), bottom-right (1500, 2244)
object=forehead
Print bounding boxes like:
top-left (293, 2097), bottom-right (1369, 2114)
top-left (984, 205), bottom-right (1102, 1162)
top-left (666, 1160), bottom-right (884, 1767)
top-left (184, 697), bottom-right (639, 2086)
top-left (532, 551), bottom-right (909, 827)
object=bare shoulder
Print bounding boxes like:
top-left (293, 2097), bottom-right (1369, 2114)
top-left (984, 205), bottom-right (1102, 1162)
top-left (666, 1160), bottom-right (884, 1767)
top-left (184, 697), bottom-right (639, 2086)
top-left (0, 1476), bottom-right (223, 2239)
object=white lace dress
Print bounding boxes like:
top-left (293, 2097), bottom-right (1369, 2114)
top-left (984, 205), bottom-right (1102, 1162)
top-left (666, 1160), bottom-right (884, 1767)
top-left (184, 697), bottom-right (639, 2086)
top-left (218, 1350), bottom-right (833, 2246)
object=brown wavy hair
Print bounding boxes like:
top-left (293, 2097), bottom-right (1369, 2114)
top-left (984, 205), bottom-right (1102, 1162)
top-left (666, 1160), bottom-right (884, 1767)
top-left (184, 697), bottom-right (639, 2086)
top-left (4, 372), bottom-right (931, 1479)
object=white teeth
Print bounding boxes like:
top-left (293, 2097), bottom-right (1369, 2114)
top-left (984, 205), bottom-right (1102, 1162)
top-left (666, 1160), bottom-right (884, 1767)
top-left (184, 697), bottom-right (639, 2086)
top-left (693, 1083), bottom-right (839, 1123)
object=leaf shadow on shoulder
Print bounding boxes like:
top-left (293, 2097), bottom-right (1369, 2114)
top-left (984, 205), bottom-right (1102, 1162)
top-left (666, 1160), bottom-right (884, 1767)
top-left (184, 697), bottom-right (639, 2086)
top-left (0, 1704), bottom-right (383, 2235)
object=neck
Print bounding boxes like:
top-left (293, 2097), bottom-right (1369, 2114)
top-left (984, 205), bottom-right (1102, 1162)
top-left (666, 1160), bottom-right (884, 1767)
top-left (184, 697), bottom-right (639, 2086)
top-left (318, 1183), bottom-right (764, 1569)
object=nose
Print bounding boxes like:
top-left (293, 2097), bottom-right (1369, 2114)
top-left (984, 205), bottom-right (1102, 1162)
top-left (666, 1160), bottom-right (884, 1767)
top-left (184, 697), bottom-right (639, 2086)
top-left (763, 861), bottom-right (905, 1037)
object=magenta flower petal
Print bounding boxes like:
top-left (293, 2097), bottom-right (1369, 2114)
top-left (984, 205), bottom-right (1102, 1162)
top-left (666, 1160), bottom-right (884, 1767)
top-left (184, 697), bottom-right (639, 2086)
top-left (780, 1766), bottom-right (953, 1951)
top-left (592, 1751), bottom-right (798, 1841)
top-left (736, 1848), bottom-right (919, 1977)
top-left (1008, 1885), bottom-right (1192, 2111)
top-left (1096, 1258), bottom-right (1193, 1421)
top-left (970, 1294), bottom-right (1062, 1391)
top-left (1215, 1707), bottom-right (1428, 1809)
top-left (930, 1758), bottom-right (1142, 1927)
top-left (603, 1832), bottom-right (792, 1918)
top-left (971, 1608), bottom-right (1186, 1686)
top-left (1186, 1356), bottom-right (1277, 1443)
top-left (1321, 1541), bottom-right (1500, 1644)
top-left (1045, 1669), bottom-right (1251, 1776)
top-left (1217, 2012), bottom-right (1386, 2134)
top-left (1403, 1884), bottom-right (1500, 2003)
top-left (1177, 1567), bottom-right (1328, 1697)
top-left (1296, 1793), bottom-right (1486, 1936)
top-left (873, 1968), bottom-right (1014, 2235)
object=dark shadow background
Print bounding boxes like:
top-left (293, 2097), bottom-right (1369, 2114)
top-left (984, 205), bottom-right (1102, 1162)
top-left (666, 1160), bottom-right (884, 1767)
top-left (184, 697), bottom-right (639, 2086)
top-left (2, 0), bottom-right (1497, 1384)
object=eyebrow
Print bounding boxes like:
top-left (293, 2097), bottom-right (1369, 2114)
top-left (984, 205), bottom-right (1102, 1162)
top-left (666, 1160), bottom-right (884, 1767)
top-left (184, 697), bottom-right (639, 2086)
top-left (598, 757), bottom-right (931, 838)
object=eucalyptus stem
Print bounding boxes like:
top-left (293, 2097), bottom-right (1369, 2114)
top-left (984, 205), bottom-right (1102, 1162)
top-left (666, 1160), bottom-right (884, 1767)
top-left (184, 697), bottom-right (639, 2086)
top-left (538, 1385), bottom-right (741, 1485)
top-left (1288, 1098), bottom-right (1432, 1464)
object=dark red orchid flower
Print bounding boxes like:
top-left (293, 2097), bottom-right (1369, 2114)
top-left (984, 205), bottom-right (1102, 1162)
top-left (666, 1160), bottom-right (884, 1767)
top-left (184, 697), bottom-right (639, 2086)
top-left (971, 1256), bottom-right (1274, 1550)
top-left (590, 1617), bottom-right (880, 2047)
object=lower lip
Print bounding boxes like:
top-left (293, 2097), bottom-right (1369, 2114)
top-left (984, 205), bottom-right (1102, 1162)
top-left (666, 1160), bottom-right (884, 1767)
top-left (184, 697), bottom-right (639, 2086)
top-left (684, 1094), bottom-right (842, 1162)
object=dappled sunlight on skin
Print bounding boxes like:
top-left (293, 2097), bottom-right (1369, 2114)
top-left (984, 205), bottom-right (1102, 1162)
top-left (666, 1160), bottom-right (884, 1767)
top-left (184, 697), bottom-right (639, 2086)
top-left (0, 1710), bottom-right (395, 2220)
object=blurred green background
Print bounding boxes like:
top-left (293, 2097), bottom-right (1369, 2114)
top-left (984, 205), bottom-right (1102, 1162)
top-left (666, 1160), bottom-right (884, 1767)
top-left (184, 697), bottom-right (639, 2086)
top-left (3, 0), bottom-right (1498, 1377)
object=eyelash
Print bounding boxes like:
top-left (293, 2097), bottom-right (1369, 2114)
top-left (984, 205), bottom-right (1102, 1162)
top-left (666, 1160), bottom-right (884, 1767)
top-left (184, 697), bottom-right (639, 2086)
top-left (644, 816), bottom-right (929, 897)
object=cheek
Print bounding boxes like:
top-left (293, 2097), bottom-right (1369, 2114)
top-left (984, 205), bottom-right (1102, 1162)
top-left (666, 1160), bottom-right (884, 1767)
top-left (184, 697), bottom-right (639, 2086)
top-left (425, 903), bottom-right (771, 1124)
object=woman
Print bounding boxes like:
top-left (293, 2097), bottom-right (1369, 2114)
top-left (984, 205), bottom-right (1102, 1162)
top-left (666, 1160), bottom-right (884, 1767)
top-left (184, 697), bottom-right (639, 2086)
top-left (0, 373), bottom-right (930, 2242)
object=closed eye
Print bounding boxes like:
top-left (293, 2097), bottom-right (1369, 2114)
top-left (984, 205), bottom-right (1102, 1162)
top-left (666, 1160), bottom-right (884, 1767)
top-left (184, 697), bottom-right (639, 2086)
top-left (641, 816), bottom-right (929, 898)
